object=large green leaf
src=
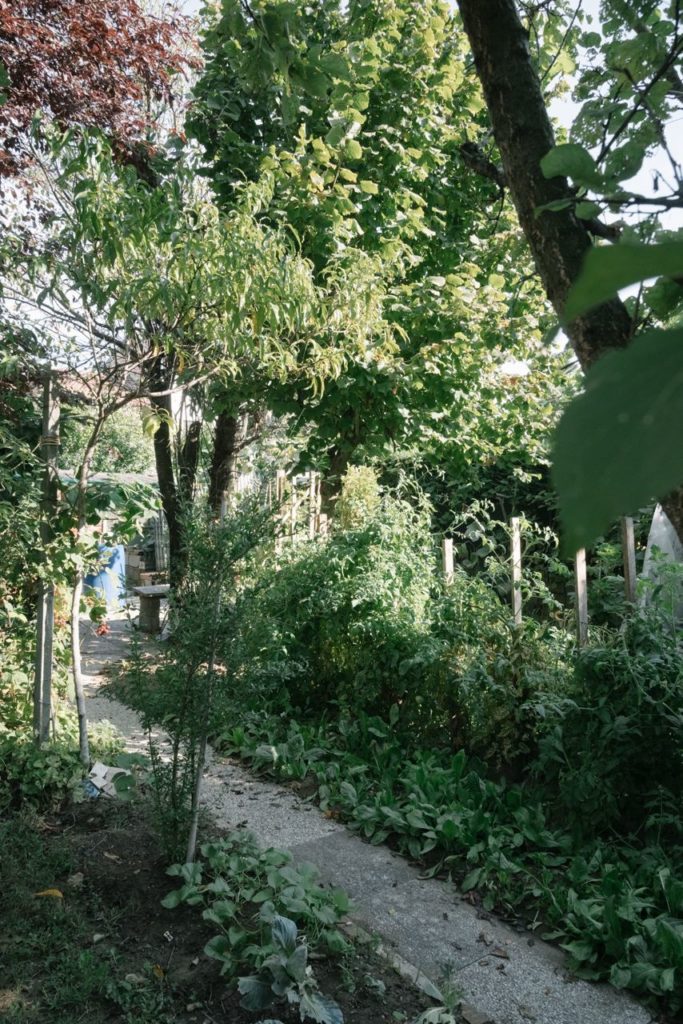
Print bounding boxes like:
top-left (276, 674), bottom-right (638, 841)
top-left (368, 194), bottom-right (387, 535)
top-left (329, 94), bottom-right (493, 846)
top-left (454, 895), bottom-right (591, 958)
top-left (552, 327), bottom-right (683, 552)
top-left (540, 144), bottom-right (601, 186)
top-left (271, 914), bottom-right (298, 954)
top-left (238, 975), bottom-right (275, 1011)
top-left (565, 242), bottom-right (683, 321)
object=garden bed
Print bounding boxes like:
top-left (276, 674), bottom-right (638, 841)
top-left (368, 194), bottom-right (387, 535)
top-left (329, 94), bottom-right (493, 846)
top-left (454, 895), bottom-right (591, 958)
top-left (0, 800), bottom-right (433, 1024)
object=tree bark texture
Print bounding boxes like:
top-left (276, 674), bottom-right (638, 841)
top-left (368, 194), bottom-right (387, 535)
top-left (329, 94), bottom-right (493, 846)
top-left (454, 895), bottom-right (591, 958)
top-left (457, 0), bottom-right (632, 369)
top-left (319, 445), bottom-right (350, 516)
top-left (178, 419), bottom-right (202, 508)
top-left (457, 0), bottom-right (683, 539)
top-left (208, 410), bottom-right (250, 514)
top-left (149, 357), bottom-right (184, 587)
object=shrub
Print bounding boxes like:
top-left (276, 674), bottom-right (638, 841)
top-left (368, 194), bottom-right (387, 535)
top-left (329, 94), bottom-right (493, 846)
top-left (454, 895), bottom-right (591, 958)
top-left (430, 571), bottom-right (569, 766)
top-left (534, 604), bottom-right (683, 836)
top-left (229, 476), bottom-right (570, 765)
top-left (231, 486), bottom-right (437, 720)
top-left (0, 708), bottom-right (123, 812)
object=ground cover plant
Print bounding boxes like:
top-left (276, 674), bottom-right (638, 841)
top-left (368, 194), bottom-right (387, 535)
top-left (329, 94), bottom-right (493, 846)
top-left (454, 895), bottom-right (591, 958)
top-left (163, 832), bottom-right (351, 1021)
top-left (0, 802), bottom-right (429, 1024)
top-left (215, 698), bottom-right (683, 1012)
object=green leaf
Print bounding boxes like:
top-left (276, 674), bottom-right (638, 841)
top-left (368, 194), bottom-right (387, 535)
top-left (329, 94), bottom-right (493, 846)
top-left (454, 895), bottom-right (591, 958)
top-left (565, 242), bottom-right (683, 321)
top-left (238, 975), bottom-right (275, 1011)
top-left (439, 817), bottom-right (458, 840)
top-left (344, 139), bottom-right (362, 160)
top-left (202, 898), bottom-right (237, 925)
top-left (574, 201), bottom-right (600, 220)
top-left (610, 965), bottom-right (632, 988)
top-left (460, 868), bottom-right (481, 892)
top-left (271, 914), bottom-right (297, 954)
top-left (359, 180), bottom-right (379, 195)
top-left (204, 935), bottom-right (233, 962)
top-left (285, 944), bottom-right (308, 982)
top-left (562, 938), bottom-right (597, 963)
top-left (325, 122), bottom-right (347, 147)
top-left (553, 327), bottom-right (683, 552)
top-left (141, 409), bottom-right (161, 438)
top-left (299, 990), bottom-right (344, 1024)
top-left (160, 888), bottom-right (183, 908)
top-left (541, 144), bottom-right (601, 186)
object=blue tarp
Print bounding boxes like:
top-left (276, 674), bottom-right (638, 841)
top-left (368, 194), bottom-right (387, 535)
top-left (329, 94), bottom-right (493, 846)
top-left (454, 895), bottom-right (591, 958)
top-left (84, 544), bottom-right (126, 611)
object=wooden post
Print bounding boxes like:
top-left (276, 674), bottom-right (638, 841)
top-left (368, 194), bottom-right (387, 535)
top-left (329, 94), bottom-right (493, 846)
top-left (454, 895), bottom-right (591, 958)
top-left (621, 516), bottom-right (637, 604)
top-left (510, 517), bottom-right (522, 627)
top-left (275, 469), bottom-right (286, 553)
top-left (275, 469), bottom-right (286, 503)
top-left (290, 484), bottom-right (299, 543)
top-left (574, 547), bottom-right (588, 647)
top-left (33, 371), bottom-right (59, 745)
top-left (308, 471), bottom-right (317, 540)
top-left (318, 513), bottom-right (329, 537)
top-left (315, 473), bottom-right (322, 535)
top-left (442, 537), bottom-right (454, 582)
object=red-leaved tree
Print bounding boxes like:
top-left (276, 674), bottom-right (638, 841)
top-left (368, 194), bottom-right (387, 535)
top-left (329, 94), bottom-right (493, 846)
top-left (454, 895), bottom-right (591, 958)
top-left (0, 0), bottom-right (196, 176)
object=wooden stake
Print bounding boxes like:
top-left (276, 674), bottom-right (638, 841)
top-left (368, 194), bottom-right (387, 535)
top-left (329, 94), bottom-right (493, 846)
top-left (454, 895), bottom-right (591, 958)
top-left (442, 537), bottom-right (454, 582)
top-left (574, 547), bottom-right (588, 647)
top-left (308, 471), bottom-right (317, 540)
top-left (290, 486), bottom-right (298, 542)
top-left (275, 468), bottom-right (286, 503)
top-left (275, 470), bottom-right (286, 553)
top-left (621, 516), bottom-right (637, 604)
top-left (510, 517), bottom-right (522, 627)
top-left (33, 371), bottom-right (59, 746)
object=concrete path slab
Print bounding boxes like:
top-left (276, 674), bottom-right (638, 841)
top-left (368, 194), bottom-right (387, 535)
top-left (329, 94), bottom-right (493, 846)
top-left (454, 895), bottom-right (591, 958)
top-left (82, 622), bottom-right (655, 1024)
top-left (292, 831), bottom-right (416, 896)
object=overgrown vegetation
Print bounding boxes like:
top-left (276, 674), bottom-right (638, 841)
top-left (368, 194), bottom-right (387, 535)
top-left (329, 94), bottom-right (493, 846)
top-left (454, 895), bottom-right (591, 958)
top-left (2, 0), bottom-right (683, 1020)
top-left (113, 471), bottom-right (683, 1014)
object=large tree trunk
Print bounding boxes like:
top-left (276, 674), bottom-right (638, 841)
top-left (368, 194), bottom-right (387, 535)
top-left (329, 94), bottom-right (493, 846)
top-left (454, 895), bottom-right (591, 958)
top-left (208, 410), bottom-right (249, 514)
top-left (149, 357), bottom-right (184, 587)
top-left (178, 419), bottom-right (202, 508)
top-left (319, 446), bottom-right (350, 516)
top-left (457, 0), bottom-right (683, 537)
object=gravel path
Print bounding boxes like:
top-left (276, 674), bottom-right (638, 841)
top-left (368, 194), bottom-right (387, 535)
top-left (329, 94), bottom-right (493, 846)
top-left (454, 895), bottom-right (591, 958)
top-left (81, 617), bottom-right (654, 1024)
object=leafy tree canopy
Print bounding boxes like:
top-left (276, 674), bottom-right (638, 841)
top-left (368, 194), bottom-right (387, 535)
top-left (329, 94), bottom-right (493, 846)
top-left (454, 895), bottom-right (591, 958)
top-left (0, 0), bottom-right (196, 177)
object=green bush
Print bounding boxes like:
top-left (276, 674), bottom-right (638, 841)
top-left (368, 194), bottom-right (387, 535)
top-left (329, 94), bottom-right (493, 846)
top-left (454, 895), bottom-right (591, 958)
top-left (534, 605), bottom-right (683, 837)
top-left (230, 478), bottom-right (569, 765)
top-left (430, 573), bottom-right (569, 766)
top-left (0, 708), bottom-right (123, 812)
top-left (232, 487), bottom-right (437, 721)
